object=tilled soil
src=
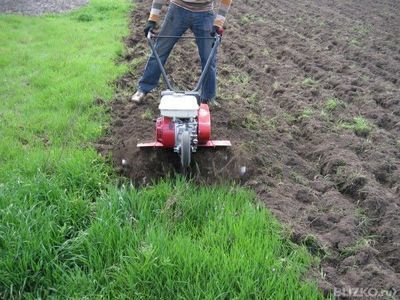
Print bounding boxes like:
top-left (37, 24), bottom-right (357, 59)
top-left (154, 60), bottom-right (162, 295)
top-left (97, 0), bottom-right (400, 294)
top-left (0, 0), bottom-right (88, 15)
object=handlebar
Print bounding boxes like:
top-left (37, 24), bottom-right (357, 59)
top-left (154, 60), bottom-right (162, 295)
top-left (147, 31), bottom-right (221, 40)
top-left (146, 31), bottom-right (222, 93)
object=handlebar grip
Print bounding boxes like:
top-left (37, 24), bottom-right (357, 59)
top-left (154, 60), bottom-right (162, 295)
top-left (147, 34), bottom-right (220, 40)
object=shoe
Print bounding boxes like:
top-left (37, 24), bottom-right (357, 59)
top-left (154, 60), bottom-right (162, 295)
top-left (131, 90), bottom-right (146, 103)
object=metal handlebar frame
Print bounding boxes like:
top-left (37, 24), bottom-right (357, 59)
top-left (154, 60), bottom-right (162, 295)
top-left (146, 32), bottom-right (221, 94)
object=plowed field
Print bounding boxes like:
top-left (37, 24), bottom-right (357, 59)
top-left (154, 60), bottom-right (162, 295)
top-left (97, 0), bottom-right (400, 293)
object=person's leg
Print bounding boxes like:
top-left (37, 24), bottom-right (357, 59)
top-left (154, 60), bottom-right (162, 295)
top-left (191, 11), bottom-right (216, 102)
top-left (138, 4), bottom-right (189, 94)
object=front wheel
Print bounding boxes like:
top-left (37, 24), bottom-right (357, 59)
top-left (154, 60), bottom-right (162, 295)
top-left (180, 130), bottom-right (191, 170)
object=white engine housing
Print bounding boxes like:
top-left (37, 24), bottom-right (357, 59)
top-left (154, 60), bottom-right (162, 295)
top-left (159, 93), bottom-right (199, 118)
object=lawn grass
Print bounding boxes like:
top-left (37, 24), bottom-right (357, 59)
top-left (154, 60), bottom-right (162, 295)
top-left (0, 1), bottom-right (323, 298)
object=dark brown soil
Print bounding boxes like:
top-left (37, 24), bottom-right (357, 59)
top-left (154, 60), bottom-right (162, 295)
top-left (97, 0), bottom-right (400, 294)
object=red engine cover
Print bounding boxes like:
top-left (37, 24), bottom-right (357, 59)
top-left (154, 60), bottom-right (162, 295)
top-left (156, 116), bottom-right (175, 148)
top-left (198, 103), bottom-right (211, 144)
top-left (155, 104), bottom-right (211, 148)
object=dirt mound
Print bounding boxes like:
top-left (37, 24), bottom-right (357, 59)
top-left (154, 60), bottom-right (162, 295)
top-left (97, 0), bottom-right (400, 294)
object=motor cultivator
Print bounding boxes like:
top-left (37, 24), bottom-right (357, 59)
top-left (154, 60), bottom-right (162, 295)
top-left (138, 32), bottom-right (231, 170)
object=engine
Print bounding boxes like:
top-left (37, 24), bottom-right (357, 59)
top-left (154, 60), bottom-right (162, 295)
top-left (155, 103), bottom-right (211, 152)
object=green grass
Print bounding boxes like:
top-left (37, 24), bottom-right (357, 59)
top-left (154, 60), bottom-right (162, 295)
top-left (0, 0), bottom-right (130, 182)
top-left (0, 1), bottom-right (323, 298)
top-left (339, 116), bottom-right (373, 137)
top-left (348, 38), bottom-right (360, 48)
top-left (324, 98), bottom-right (343, 112)
top-left (229, 72), bottom-right (251, 85)
top-left (300, 108), bottom-right (314, 119)
top-left (301, 77), bottom-right (316, 87)
top-left (353, 24), bottom-right (373, 35)
top-left (239, 14), bottom-right (264, 26)
top-left (0, 179), bottom-right (323, 298)
top-left (339, 237), bottom-right (375, 259)
top-left (141, 108), bottom-right (154, 121)
top-left (284, 112), bottom-right (297, 126)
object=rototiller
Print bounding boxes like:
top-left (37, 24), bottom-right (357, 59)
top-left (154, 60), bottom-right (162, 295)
top-left (137, 32), bottom-right (231, 170)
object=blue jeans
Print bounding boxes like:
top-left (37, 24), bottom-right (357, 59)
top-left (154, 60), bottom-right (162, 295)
top-left (138, 3), bottom-right (216, 102)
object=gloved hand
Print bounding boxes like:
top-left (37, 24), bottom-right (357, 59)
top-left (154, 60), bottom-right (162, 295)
top-left (210, 25), bottom-right (224, 37)
top-left (144, 21), bottom-right (156, 37)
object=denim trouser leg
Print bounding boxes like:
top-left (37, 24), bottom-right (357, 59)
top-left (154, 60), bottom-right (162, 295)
top-left (192, 12), bottom-right (216, 102)
top-left (138, 4), bottom-right (189, 93)
top-left (138, 4), bottom-right (217, 101)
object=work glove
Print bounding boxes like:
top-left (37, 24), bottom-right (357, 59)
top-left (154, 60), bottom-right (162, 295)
top-left (210, 25), bottom-right (224, 37)
top-left (144, 21), bottom-right (156, 37)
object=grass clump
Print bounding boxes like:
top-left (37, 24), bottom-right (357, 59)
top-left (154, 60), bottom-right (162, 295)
top-left (229, 72), bottom-right (251, 85)
top-left (76, 13), bottom-right (94, 22)
top-left (301, 77), bottom-right (316, 87)
top-left (284, 112), bottom-right (297, 125)
top-left (240, 113), bottom-right (277, 131)
top-left (348, 38), bottom-right (360, 48)
top-left (300, 108), bottom-right (314, 119)
top-left (340, 238), bottom-right (375, 258)
top-left (141, 108), bottom-right (154, 121)
top-left (353, 24), bottom-right (373, 35)
top-left (301, 234), bottom-right (326, 257)
top-left (239, 14), bottom-right (264, 26)
top-left (324, 97), bottom-right (343, 112)
top-left (340, 116), bottom-right (373, 137)
top-left (355, 208), bottom-right (371, 235)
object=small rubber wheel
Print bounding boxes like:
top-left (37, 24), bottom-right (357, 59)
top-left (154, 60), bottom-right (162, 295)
top-left (180, 130), bottom-right (191, 170)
